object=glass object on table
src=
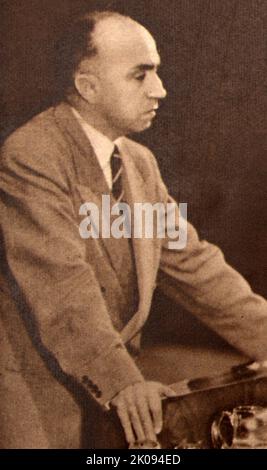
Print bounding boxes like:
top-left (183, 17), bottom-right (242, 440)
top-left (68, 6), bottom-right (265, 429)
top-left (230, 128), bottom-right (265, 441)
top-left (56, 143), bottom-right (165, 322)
top-left (211, 405), bottom-right (267, 448)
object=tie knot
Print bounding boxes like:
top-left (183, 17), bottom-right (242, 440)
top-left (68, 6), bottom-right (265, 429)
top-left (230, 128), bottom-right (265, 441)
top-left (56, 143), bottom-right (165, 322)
top-left (112, 145), bottom-right (120, 158)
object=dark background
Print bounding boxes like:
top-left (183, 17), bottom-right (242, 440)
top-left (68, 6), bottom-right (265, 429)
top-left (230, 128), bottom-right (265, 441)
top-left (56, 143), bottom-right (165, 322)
top-left (1, 0), bottom-right (266, 311)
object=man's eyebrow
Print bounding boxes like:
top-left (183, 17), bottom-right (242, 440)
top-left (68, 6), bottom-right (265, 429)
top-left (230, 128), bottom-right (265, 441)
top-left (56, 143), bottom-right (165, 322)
top-left (130, 62), bottom-right (161, 73)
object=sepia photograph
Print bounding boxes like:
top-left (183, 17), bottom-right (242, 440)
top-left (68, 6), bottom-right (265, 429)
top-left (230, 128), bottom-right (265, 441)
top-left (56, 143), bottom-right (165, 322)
top-left (0, 0), bottom-right (267, 453)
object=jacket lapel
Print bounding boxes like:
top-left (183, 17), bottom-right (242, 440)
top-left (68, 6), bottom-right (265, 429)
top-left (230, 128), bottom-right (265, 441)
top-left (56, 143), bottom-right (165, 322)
top-left (119, 139), bottom-right (160, 342)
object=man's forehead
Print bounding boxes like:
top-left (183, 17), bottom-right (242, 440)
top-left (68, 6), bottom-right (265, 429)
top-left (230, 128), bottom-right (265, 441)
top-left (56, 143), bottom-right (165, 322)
top-left (93, 17), bottom-right (160, 67)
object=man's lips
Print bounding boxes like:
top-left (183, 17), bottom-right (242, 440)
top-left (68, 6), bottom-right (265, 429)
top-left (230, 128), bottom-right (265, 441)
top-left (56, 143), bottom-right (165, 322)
top-left (144, 108), bottom-right (158, 116)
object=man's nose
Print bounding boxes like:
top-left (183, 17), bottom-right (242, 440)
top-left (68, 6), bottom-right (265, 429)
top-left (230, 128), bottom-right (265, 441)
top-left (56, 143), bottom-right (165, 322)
top-left (147, 74), bottom-right (167, 100)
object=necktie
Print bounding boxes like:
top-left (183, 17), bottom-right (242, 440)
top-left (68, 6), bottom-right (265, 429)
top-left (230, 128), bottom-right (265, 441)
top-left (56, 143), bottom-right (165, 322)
top-left (111, 145), bottom-right (124, 202)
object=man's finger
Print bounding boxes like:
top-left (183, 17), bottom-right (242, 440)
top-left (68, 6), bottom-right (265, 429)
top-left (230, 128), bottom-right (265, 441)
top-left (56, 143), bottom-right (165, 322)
top-left (159, 384), bottom-right (177, 398)
top-left (116, 406), bottom-right (135, 445)
top-left (128, 405), bottom-right (146, 442)
top-left (147, 388), bottom-right (163, 435)
top-left (135, 394), bottom-right (157, 443)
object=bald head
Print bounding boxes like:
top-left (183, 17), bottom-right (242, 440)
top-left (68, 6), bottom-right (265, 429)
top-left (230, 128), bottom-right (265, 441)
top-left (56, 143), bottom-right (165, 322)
top-left (92, 16), bottom-right (157, 64)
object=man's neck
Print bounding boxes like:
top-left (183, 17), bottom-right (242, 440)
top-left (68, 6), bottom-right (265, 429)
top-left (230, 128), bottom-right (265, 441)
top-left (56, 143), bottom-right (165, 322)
top-left (66, 94), bottom-right (122, 141)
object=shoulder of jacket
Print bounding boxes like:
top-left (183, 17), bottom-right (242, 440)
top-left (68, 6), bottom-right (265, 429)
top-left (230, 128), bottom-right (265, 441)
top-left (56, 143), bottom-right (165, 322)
top-left (0, 105), bottom-right (74, 192)
top-left (2, 105), bottom-right (67, 154)
top-left (1, 105), bottom-right (70, 170)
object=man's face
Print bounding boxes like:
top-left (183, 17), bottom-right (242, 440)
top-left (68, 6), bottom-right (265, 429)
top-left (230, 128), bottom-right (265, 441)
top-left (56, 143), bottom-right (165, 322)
top-left (88, 18), bottom-right (167, 139)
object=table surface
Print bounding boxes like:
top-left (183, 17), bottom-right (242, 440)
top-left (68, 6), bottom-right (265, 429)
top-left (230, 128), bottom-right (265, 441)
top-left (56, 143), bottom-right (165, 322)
top-left (137, 342), bottom-right (247, 385)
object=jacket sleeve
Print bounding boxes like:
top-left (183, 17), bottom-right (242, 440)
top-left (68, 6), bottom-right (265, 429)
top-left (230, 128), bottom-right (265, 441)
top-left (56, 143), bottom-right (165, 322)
top-left (0, 133), bottom-right (144, 407)
top-left (149, 155), bottom-right (267, 361)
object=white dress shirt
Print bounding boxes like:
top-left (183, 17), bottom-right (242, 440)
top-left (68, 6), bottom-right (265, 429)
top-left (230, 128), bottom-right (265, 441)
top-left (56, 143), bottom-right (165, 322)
top-left (72, 107), bottom-right (121, 189)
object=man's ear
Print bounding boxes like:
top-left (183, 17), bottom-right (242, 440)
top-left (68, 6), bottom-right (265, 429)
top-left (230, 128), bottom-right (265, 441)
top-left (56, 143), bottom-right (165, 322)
top-left (74, 72), bottom-right (99, 104)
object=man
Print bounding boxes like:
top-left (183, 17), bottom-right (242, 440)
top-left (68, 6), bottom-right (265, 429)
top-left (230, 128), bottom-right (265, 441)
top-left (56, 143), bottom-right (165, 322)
top-left (0, 10), bottom-right (267, 449)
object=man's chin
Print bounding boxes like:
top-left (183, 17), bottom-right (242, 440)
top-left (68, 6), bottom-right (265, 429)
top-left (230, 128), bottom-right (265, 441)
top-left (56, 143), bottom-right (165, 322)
top-left (137, 119), bottom-right (154, 132)
top-left (125, 119), bottom-right (154, 136)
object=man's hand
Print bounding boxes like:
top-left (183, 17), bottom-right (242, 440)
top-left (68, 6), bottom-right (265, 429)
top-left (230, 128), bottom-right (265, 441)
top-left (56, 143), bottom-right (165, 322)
top-left (110, 381), bottom-right (177, 446)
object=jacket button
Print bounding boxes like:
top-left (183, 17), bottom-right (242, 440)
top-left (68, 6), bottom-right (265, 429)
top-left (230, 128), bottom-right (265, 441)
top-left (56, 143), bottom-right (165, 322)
top-left (101, 286), bottom-right (106, 293)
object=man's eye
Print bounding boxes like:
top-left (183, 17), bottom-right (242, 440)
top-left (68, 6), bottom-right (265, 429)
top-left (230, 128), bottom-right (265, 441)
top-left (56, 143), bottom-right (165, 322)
top-left (135, 74), bottom-right (146, 81)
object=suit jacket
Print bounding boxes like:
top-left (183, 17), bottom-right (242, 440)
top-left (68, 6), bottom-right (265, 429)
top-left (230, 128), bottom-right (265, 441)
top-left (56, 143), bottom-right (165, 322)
top-left (0, 102), bottom-right (267, 448)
